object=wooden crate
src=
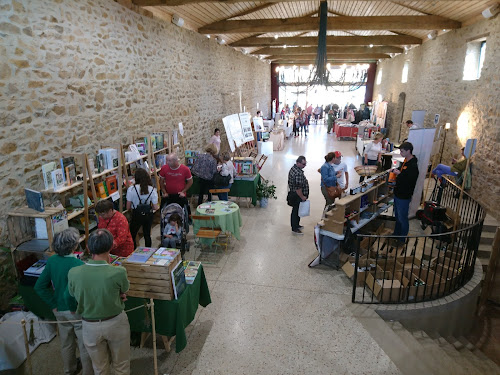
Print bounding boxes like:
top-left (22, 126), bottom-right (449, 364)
top-left (123, 253), bottom-right (182, 301)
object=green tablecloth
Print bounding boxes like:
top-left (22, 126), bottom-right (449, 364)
top-left (18, 282), bottom-right (56, 321)
top-left (189, 174), bottom-right (261, 206)
top-left (125, 265), bottom-right (211, 353)
top-left (194, 201), bottom-right (242, 244)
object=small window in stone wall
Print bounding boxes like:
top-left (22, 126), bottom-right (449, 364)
top-left (376, 69), bottom-right (382, 85)
top-left (401, 61), bottom-right (409, 83)
top-left (463, 37), bottom-right (487, 80)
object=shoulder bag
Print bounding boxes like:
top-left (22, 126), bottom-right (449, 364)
top-left (133, 185), bottom-right (154, 216)
top-left (318, 168), bottom-right (343, 200)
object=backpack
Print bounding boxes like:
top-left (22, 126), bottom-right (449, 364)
top-left (133, 185), bottom-right (154, 216)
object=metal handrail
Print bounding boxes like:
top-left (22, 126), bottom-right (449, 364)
top-left (352, 176), bottom-right (485, 304)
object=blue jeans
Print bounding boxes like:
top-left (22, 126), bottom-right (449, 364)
top-left (393, 196), bottom-right (410, 242)
top-left (217, 183), bottom-right (232, 201)
top-left (432, 164), bottom-right (458, 179)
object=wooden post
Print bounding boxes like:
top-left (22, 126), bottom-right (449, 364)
top-left (150, 298), bottom-right (158, 375)
top-left (21, 319), bottom-right (33, 375)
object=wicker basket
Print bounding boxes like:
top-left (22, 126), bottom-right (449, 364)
top-left (354, 165), bottom-right (378, 176)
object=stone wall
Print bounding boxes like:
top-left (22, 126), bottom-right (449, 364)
top-left (0, 0), bottom-right (271, 244)
top-left (373, 17), bottom-right (500, 220)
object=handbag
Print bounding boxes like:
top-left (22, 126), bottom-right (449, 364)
top-left (298, 200), bottom-right (310, 217)
top-left (213, 172), bottom-right (231, 187)
top-left (318, 168), bottom-right (343, 199)
top-left (286, 191), bottom-right (299, 206)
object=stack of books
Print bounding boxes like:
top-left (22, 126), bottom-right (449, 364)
top-left (125, 247), bottom-right (157, 264)
top-left (152, 248), bottom-right (180, 266)
top-left (24, 259), bottom-right (47, 277)
top-left (184, 261), bottom-right (201, 284)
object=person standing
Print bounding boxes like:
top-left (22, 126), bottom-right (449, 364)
top-left (95, 200), bottom-right (134, 257)
top-left (306, 103), bottom-right (313, 124)
top-left (332, 151), bottom-right (349, 191)
top-left (360, 132), bottom-right (384, 182)
top-left (320, 152), bottom-right (339, 206)
top-left (35, 228), bottom-right (93, 375)
top-left (191, 144), bottom-right (218, 206)
top-left (159, 153), bottom-right (193, 213)
top-left (392, 142), bottom-right (419, 244)
top-left (67, 229), bottom-right (131, 375)
top-left (209, 128), bottom-right (221, 154)
top-left (288, 156), bottom-right (309, 235)
top-left (126, 168), bottom-right (159, 248)
top-left (327, 109), bottom-right (335, 134)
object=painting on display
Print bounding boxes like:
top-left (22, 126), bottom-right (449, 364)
top-left (239, 112), bottom-right (254, 143)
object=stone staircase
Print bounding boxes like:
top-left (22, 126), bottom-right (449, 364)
top-left (352, 304), bottom-right (500, 375)
top-left (478, 220), bottom-right (498, 273)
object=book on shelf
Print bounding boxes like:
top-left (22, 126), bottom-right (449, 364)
top-left (87, 157), bottom-right (95, 175)
top-left (95, 153), bottom-right (105, 173)
top-left (24, 259), bottom-right (47, 277)
top-left (69, 194), bottom-right (92, 208)
top-left (52, 211), bottom-right (69, 235)
top-left (155, 154), bottom-right (167, 168)
top-left (25, 188), bottom-right (44, 212)
top-left (171, 260), bottom-right (186, 299)
top-left (105, 175), bottom-right (118, 194)
top-left (98, 148), bottom-right (118, 170)
top-left (34, 218), bottom-right (48, 239)
top-left (65, 164), bottom-right (77, 186)
top-left (152, 248), bottom-right (180, 260)
top-left (51, 169), bottom-right (66, 191)
top-left (96, 181), bottom-right (109, 199)
top-left (125, 246), bottom-right (157, 263)
top-left (135, 142), bottom-right (146, 155)
top-left (41, 162), bottom-right (57, 190)
top-left (60, 157), bottom-right (75, 185)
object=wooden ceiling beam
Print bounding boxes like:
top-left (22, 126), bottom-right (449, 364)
top-left (200, 16), bottom-right (460, 34)
top-left (267, 53), bottom-right (390, 60)
top-left (254, 46), bottom-right (403, 55)
top-left (230, 35), bottom-right (422, 48)
top-left (272, 60), bottom-right (377, 65)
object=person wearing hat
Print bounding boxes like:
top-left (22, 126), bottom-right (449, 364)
top-left (191, 143), bottom-right (219, 206)
top-left (332, 151), bottom-right (349, 191)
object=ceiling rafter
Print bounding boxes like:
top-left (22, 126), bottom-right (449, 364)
top-left (254, 46), bottom-right (404, 56)
top-left (199, 16), bottom-right (461, 34)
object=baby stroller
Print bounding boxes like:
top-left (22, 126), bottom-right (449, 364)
top-left (160, 203), bottom-right (190, 255)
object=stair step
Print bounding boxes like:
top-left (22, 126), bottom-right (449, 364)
top-left (478, 249), bottom-right (492, 259)
top-left (479, 235), bottom-right (494, 245)
top-left (481, 223), bottom-right (498, 232)
top-left (457, 336), bottom-right (500, 374)
top-left (432, 336), bottom-right (486, 375)
top-left (411, 330), bottom-right (465, 375)
top-left (357, 315), bottom-right (435, 375)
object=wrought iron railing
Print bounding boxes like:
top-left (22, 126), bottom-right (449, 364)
top-left (351, 176), bottom-right (485, 304)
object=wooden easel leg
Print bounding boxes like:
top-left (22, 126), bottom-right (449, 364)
top-left (21, 319), bottom-right (33, 375)
top-left (140, 332), bottom-right (150, 348)
top-left (150, 298), bottom-right (158, 375)
top-left (160, 335), bottom-right (174, 352)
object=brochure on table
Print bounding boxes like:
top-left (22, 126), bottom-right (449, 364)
top-left (238, 112), bottom-right (255, 143)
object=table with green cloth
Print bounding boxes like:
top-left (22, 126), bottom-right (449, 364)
top-left (125, 265), bottom-right (211, 353)
top-left (194, 201), bottom-right (242, 245)
top-left (189, 174), bottom-right (261, 206)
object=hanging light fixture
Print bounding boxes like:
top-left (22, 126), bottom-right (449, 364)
top-left (278, 1), bottom-right (368, 93)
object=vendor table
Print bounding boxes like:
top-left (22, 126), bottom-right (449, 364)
top-left (335, 124), bottom-right (358, 140)
top-left (356, 136), bottom-right (372, 157)
top-left (125, 265), bottom-right (211, 353)
top-left (189, 174), bottom-right (261, 206)
top-left (194, 201), bottom-right (242, 245)
top-left (269, 130), bottom-right (285, 151)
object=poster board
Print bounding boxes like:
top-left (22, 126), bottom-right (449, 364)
top-left (239, 112), bottom-right (254, 143)
top-left (253, 117), bottom-right (264, 132)
top-left (411, 110), bottom-right (426, 129)
top-left (408, 128), bottom-right (436, 217)
top-left (222, 115), bottom-right (237, 152)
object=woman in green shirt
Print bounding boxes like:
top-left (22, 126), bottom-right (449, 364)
top-left (35, 228), bottom-right (92, 375)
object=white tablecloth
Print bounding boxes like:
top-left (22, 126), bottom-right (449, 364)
top-left (257, 141), bottom-right (273, 155)
top-left (269, 130), bottom-right (285, 151)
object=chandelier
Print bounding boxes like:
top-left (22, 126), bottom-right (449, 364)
top-left (275, 1), bottom-right (368, 93)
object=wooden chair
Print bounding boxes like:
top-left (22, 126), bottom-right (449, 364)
top-left (191, 215), bottom-right (227, 256)
top-left (208, 188), bottom-right (230, 195)
top-left (257, 154), bottom-right (268, 171)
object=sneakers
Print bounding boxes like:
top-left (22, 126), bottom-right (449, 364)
top-left (298, 225), bottom-right (304, 229)
top-left (292, 229), bottom-right (304, 235)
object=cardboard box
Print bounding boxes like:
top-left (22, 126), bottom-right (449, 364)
top-left (434, 264), bottom-right (460, 292)
top-left (374, 259), bottom-right (403, 272)
top-left (342, 258), bottom-right (376, 286)
top-left (320, 218), bottom-right (344, 234)
top-left (366, 269), bottom-right (409, 303)
top-left (404, 268), bottom-right (446, 300)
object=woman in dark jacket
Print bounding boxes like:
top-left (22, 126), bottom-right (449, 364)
top-left (191, 143), bottom-right (219, 206)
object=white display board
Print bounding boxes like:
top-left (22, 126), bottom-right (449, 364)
top-left (222, 115), bottom-right (236, 152)
top-left (411, 110), bottom-right (426, 129)
top-left (253, 117), bottom-right (264, 132)
top-left (239, 112), bottom-right (254, 143)
top-left (408, 128), bottom-right (436, 217)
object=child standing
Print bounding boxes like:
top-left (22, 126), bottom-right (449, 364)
top-left (162, 213), bottom-right (182, 248)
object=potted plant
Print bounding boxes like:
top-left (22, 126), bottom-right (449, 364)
top-left (256, 179), bottom-right (277, 208)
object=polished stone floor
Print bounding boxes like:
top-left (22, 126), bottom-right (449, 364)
top-left (12, 123), bottom-right (402, 375)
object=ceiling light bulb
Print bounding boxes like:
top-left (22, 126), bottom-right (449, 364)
top-left (308, 64), bottom-right (313, 70)
top-left (274, 35), bottom-right (279, 39)
top-left (369, 44), bottom-right (374, 48)
top-left (206, 35), bottom-right (210, 39)
top-left (341, 64), bottom-right (347, 69)
top-left (275, 66), bottom-right (280, 73)
top-left (284, 44), bottom-right (287, 49)
top-left (326, 63), bottom-right (331, 69)
top-left (427, 30), bottom-right (437, 40)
